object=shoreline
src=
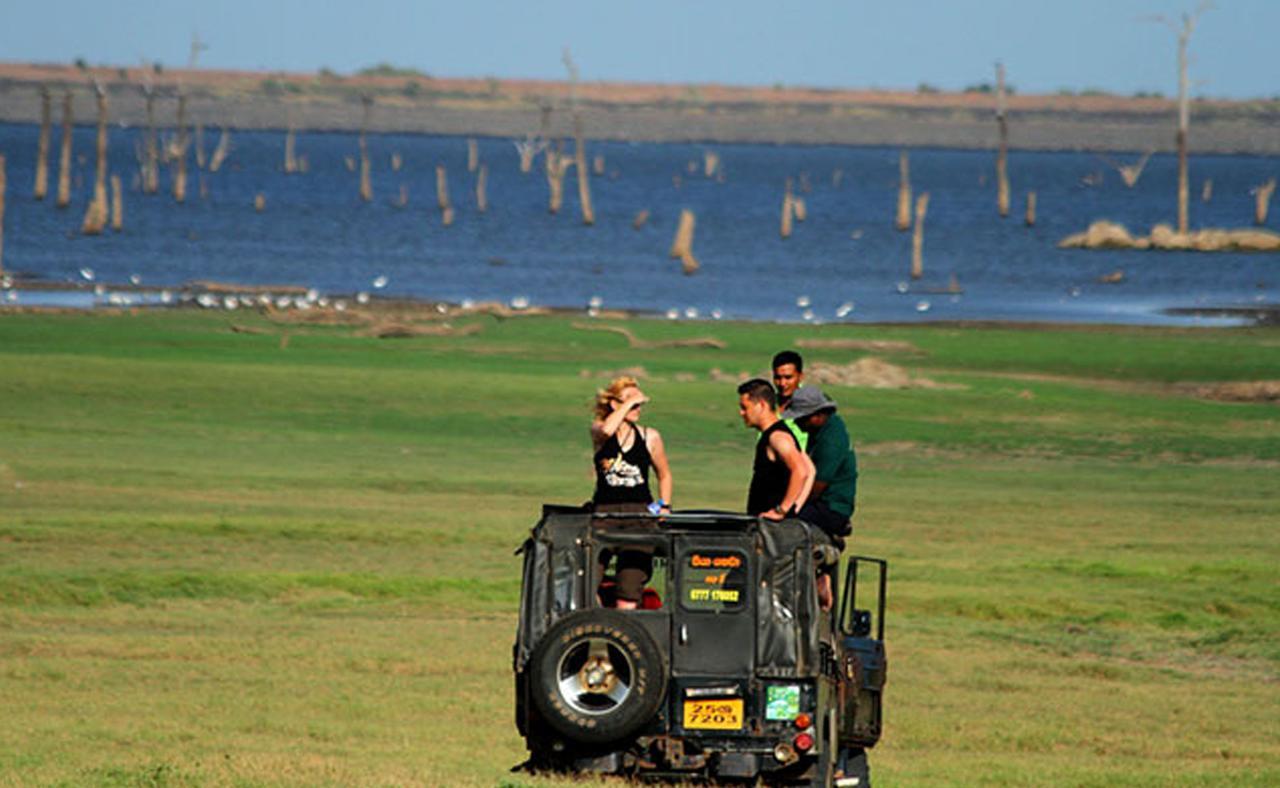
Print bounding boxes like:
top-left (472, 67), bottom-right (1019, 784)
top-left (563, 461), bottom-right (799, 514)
top-left (4, 63), bottom-right (1280, 155)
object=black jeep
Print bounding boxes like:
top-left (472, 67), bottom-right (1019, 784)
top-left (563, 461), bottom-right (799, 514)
top-left (513, 506), bottom-right (888, 786)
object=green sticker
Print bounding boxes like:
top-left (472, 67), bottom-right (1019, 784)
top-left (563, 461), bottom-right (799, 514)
top-left (765, 684), bottom-right (800, 720)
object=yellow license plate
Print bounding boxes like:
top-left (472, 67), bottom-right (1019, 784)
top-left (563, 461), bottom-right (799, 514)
top-left (683, 698), bottom-right (744, 730)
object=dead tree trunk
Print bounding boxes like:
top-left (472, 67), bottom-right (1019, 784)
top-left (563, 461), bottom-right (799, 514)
top-left (911, 193), bottom-right (930, 280)
top-left (34, 87), bottom-right (51, 200)
top-left (780, 178), bottom-right (794, 239)
top-left (895, 150), bottom-right (912, 231)
top-left (56, 91), bottom-right (73, 209)
top-left (995, 62), bottom-right (1010, 219)
top-left (670, 209), bottom-right (695, 259)
top-left (703, 150), bottom-right (720, 178)
top-left (284, 124), bottom-right (298, 173)
top-left (1025, 191), bottom-right (1037, 227)
top-left (436, 164), bottom-right (449, 209)
top-left (209, 127), bottom-right (230, 172)
top-left (194, 122), bottom-right (206, 169)
top-left (359, 96), bottom-right (373, 202)
top-left (632, 209), bottom-right (649, 229)
top-left (1153, 8), bottom-right (1209, 233)
top-left (81, 83), bottom-right (109, 235)
top-left (563, 48), bottom-right (595, 226)
top-left (545, 144), bottom-right (567, 214)
top-left (143, 87), bottom-right (159, 193)
top-left (173, 94), bottom-right (188, 203)
top-left (476, 164), bottom-right (488, 213)
top-left (110, 174), bottom-right (123, 232)
top-left (1255, 179), bottom-right (1276, 225)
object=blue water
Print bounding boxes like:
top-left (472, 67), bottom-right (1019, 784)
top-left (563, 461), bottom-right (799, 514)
top-left (1, 122), bottom-right (1276, 324)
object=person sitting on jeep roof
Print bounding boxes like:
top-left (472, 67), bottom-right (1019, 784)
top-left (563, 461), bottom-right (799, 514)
top-left (737, 378), bottom-right (814, 521)
top-left (771, 349), bottom-right (809, 452)
top-left (780, 386), bottom-right (858, 549)
top-left (591, 376), bottom-right (674, 609)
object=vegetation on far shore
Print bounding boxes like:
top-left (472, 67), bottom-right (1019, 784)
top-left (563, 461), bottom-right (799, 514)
top-left (0, 309), bottom-right (1277, 786)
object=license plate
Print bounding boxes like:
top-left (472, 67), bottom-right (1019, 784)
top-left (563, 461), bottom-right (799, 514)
top-left (683, 698), bottom-right (744, 730)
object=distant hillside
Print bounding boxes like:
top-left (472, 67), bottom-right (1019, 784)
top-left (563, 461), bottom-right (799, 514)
top-left (2, 61), bottom-right (1279, 154)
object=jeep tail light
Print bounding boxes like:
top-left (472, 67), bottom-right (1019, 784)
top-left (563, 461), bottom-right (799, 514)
top-left (793, 732), bottom-right (814, 752)
top-left (794, 712), bottom-right (812, 729)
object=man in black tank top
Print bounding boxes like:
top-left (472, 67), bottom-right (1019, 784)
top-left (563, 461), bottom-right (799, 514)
top-left (737, 378), bottom-right (814, 519)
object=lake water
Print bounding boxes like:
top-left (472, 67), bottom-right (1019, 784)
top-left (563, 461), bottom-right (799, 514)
top-left (1, 122), bottom-right (1276, 325)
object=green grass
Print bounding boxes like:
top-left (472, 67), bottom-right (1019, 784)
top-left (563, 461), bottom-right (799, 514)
top-left (0, 310), bottom-right (1278, 786)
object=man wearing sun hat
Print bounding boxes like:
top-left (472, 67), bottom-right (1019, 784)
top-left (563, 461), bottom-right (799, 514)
top-left (780, 385), bottom-right (858, 549)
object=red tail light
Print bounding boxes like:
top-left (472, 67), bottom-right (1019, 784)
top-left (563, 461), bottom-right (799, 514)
top-left (793, 732), bottom-right (814, 752)
top-left (794, 712), bottom-right (812, 729)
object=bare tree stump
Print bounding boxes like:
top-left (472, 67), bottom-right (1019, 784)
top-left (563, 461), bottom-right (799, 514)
top-left (1025, 191), bottom-right (1037, 227)
top-left (895, 150), bottom-right (912, 231)
top-left (34, 87), bottom-right (51, 200)
top-left (209, 128), bottom-right (230, 172)
top-left (911, 193), bottom-right (930, 280)
top-left (436, 164), bottom-right (450, 211)
top-left (254, 193), bottom-right (265, 212)
top-left (592, 154), bottom-right (605, 176)
top-left (995, 62), bottom-right (1010, 218)
top-left (194, 122), bottom-right (206, 169)
top-left (467, 138), bottom-right (478, 173)
top-left (110, 174), bottom-right (122, 232)
top-left (633, 209), bottom-right (650, 230)
top-left (173, 95), bottom-right (188, 204)
top-left (442, 205), bottom-right (455, 226)
top-left (1201, 178), bottom-right (1213, 203)
top-left (702, 150), bottom-right (721, 179)
top-left (397, 184), bottom-right (409, 208)
top-left (284, 125), bottom-right (299, 174)
top-left (780, 178), bottom-right (794, 239)
top-left (1255, 179), bottom-right (1276, 225)
top-left (390, 152), bottom-right (402, 171)
top-left (476, 164), bottom-right (488, 213)
top-left (344, 156), bottom-right (356, 172)
top-left (358, 97), bottom-right (373, 202)
top-left (81, 83), bottom-right (109, 234)
top-left (545, 145), bottom-right (568, 214)
top-left (670, 209), bottom-right (695, 259)
top-left (143, 86), bottom-right (158, 193)
top-left (793, 197), bottom-right (807, 222)
top-left (56, 91), bottom-right (73, 209)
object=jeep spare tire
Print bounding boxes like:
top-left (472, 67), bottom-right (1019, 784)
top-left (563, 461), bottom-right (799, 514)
top-left (529, 609), bottom-right (667, 744)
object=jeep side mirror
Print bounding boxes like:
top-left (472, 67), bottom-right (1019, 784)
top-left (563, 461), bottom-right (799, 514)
top-left (839, 556), bottom-right (887, 641)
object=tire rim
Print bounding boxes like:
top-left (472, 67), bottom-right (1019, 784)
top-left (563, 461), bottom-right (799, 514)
top-left (555, 636), bottom-right (634, 715)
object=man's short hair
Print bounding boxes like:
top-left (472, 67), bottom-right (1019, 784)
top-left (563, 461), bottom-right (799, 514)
top-left (772, 350), bottom-right (804, 372)
top-left (737, 378), bottom-right (777, 408)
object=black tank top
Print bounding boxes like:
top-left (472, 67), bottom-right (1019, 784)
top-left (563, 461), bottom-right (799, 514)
top-left (593, 425), bottom-right (654, 505)
top-left (747, 421), bottom-right (797, 515)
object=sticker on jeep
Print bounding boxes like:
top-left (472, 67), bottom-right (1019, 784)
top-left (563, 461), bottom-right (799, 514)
top-left (680, 550), bottom-right (748, 611)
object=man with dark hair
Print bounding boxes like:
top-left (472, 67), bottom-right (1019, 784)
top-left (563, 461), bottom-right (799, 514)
top-left (771, 350), bottom-right (809, 453)
top-left (781, 386), bottom-right (858, 546)
top-left (737, 378), bottom-right (813, 520)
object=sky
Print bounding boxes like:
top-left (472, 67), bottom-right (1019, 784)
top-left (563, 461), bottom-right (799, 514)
top-left (3, 1), bottom-right (1275, 99)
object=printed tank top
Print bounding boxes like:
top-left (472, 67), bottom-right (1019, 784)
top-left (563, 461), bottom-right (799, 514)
top-left (593, 425), bottom-right (654, 505)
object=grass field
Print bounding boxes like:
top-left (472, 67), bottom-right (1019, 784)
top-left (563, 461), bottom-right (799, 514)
top-left (0, 309), bottom-right (1277, 786)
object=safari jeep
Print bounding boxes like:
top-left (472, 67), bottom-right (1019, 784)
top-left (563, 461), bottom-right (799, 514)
top-left (513, 505), bottom-right (888, 786)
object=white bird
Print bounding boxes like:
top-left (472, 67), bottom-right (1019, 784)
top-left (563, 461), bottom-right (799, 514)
top-left (356, 292), bottom-right (371, 305)
top-left (5, 290), bottom-right (18, 302)
top-left (588, 295), bottom-right (603, 309)
top-left (510, 296), bottom-right (530, 310)
top-left (295, 299), bottom-right (312, 311)
top-left (915, 300), bottom-right (931, 313)
top-left (160, 290), bottom-right (173, 304)
top-left (684, 307), bottom-right (699, 319)
top-left (896, 282), bottom-right (909, 294)
top-left (802, 309), bottom-right (815, 321)
top-left (372, 275), bottom-right (389, 289)
top-left (317, 297), bottom-right (330, 308)
top-left (93, 284), bottom-right (106, 297)
top-left (796, 295), bottom-right (811, 308)
top-left (197, 294), bottom-right (217, 308)
top-left (305, 288), bottom-right (319, 303)
top-left (129, 274), bottom-right (142, 285)
top-left (276, 296), bottom-right (293, 309)
top-left (835, 301), bottom-right (854, 318)
top-left (79, 267), bottom-right (95, 281)
top-left (461, 298), bottom-right (475, 310)
top-left (1068, 287), bottom-right (1082, 298)
top-left (666, 308), bottom-right (679, 320)
top-left (711, 309), bottom-right (723, 320)
top-left (334, 300), bottom-right (348, 312)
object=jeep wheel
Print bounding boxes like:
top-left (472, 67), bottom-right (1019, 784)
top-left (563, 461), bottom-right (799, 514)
top-left (529, 610), bottom-right (667, 745)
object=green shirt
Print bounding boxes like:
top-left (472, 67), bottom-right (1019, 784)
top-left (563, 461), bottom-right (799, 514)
top-left (806, 412), bottom-right (857, 518)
